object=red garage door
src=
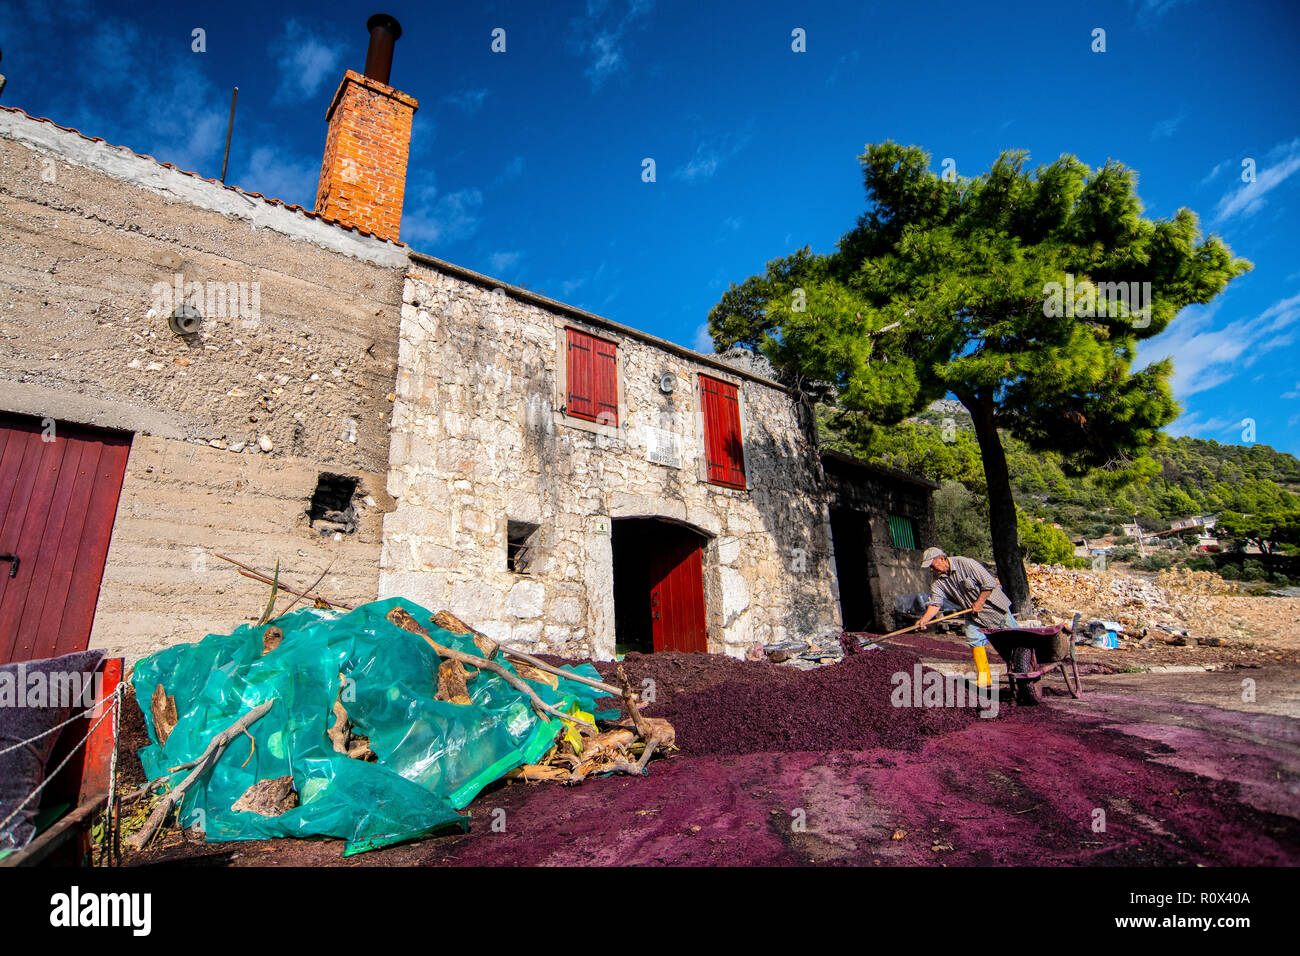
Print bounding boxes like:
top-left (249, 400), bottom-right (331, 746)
top-left (0, 414), bottom-right (132, 665)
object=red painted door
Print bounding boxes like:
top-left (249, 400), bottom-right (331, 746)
top-left (0, 414), bottom-right (132, 665)
top-left (649, 528), bottom-right (708, 653)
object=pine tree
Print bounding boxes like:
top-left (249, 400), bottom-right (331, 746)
top-left (708, 143), bottom-right (1250, 612)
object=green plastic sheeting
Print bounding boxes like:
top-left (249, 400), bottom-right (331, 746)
top-left (130, 597), bottom-right (615, 855)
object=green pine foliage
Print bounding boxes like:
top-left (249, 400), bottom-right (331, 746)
top-left (711, 142), bottom-right (1251, 608)
top-left (819, 402), bottom-right (1300, 541)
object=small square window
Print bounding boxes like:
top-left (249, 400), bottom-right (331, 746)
top-left (309, 473), bottom-right (359, 534)
top-left (888, 515), bottom-right (917, 550)
top-left (507, 520), bottom-right (540, 574)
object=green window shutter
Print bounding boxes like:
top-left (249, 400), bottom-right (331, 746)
top-left (888, 515), bottom-right (917, 550)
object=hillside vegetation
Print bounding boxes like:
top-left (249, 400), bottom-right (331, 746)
top-left (818, 403), bottom-right (1300, 562)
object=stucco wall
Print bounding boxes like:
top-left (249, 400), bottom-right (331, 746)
top-left (91, 434), bottom-right (387, 662)
top-left (0, 114), bottom-right (404, 467)
top-left (0, 111), bottom-right (405, 658)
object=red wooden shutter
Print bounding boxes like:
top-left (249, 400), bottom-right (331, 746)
top-left (700, 375), bottom-right (746, 489)
top-left (593, 337), bottom-right (618, 426)
top-left (566, 329), bottom-right (618, 426)
top-left (565, 329), bottom-right (595, 421)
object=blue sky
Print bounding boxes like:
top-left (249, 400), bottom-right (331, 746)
top-left (3, 0), bottom-right (1298, 454)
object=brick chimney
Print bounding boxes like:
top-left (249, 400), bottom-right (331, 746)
top-left (314, 14), bottom-right (418, 243)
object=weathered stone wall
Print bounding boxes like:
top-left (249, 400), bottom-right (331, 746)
top-left (381, 259), bottom-right (842, 659)
top-left (0, 110), bottom-right (406, 658)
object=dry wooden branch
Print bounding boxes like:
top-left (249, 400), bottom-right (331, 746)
top-left (615, 664), bottom-right (652, 740)
top-left (384, 608), bottom-right (595, 730)
top-left (431, 610), bottom-right (499, 659)
top-left (271, 559), bottom-right (334, 622)
top-left (434, 640), bottom-right (593, 729)
top-left (261, 626), bottom-right (284, 655)
top-left (214, 553), bottom-right (353, 609)
top-left (501, 646), bottom-right (623, 696)
top-left (151, 684), bottom-right (178, 746)
top-left (122, 775), bottom-right (172, 804)
top-left (636, 736), bottom-right (661, 772)
top-left (127, 700), bottom-right (275, 851)
top-left (510, 662), bottom-right (559, 689)
top-left (509, 764), bottom-right (570, 782)
top-left (255, 559), bottom-right (281, 626)
top-left (435, 659), bottom-right (476, 704)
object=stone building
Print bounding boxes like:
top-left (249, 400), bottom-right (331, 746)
top-left (0, 17), bottom-right (929, 667)
top-left (382, 255), bottom-right (839, 661)
top-left (820, 452), bottom-right (938, 633)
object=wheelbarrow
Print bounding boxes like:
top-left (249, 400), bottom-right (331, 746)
top-left (982, 613), bottom-right (1082, 706)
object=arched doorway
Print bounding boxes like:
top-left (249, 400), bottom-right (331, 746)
top-left (611, 517), bottom-right (709, 654)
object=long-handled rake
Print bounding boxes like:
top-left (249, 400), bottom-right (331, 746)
top-left (842, 607), bottom-right (974, 652)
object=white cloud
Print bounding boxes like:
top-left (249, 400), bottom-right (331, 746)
top-left (488, 251), bottom-right (522, 274)
top-left (88, 21), bottom-right (140, 89)
top-left (270, 20), bottom-right (345, 104)
top-left (1150, 109), bottom-right (1187, 141)
top-left (825, 50), bottom-right (861, 88)
top-left (567, 0), bottom-right (655, 90)
top-left (444, 89), bottom-right (488, 115)
top-left (1165, 412), bottom-right (1241, 439)
top-left (1198, 159), bottom-right (1228, 188)
top-left (498, 156), bottom-right (526, 183)
top-left (546, 261), bottom-right (611, 303)
top-left (1138, 293), bottom-right (1300, 398)
top-left (1133, 0), bottom-right (1191, 22)
top-left (0, 4), bottom-right (234, 176)
top-left (402, 187), bottom-right (484, 248)
top-left (693, 322), bottom-right (714, 353)
top-left (674, 127), bottom-right (753, 183)
top-left (244, 147), bottom-right (319, 206)
top-left (1212, 137), bottom-right (1300, 224)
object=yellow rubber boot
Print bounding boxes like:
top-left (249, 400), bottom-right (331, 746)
top-left (972, 645), bottom-right (992, 688)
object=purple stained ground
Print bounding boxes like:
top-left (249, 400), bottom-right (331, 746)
top-left (120, 649), bottom-right (1300, 867)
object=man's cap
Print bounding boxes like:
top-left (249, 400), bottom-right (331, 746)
top-left (921, 547), bottom-right (947, 568)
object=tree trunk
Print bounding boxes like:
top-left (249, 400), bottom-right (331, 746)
top-left (964, 392), bottom-right (1033, 615)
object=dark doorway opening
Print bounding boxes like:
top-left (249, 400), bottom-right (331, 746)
top-left (829, 507), bottom-right (879, 633)
top-left (611, 518), bottom-right (708, 655)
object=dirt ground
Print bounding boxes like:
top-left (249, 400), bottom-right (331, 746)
top-left (119, 629), bottom-right (1300, 868)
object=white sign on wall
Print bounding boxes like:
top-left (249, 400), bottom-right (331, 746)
top-left (646, 426), bottom-right (682, 469)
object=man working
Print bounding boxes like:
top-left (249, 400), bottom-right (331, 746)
top-left (913, 547), bottom-right (1017, 687)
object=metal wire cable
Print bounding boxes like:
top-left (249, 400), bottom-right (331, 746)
top-left (0, 693), bottom-right (120, 841)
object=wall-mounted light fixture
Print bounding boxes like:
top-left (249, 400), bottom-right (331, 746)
top-left (169, 302), bottom-right (202, 336)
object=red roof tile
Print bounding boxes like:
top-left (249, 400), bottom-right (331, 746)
top-left (0, 105), bottom-right (406, 248)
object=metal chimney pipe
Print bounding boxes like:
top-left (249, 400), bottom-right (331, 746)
top-left (363, 14), bottom-right (402, 85)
